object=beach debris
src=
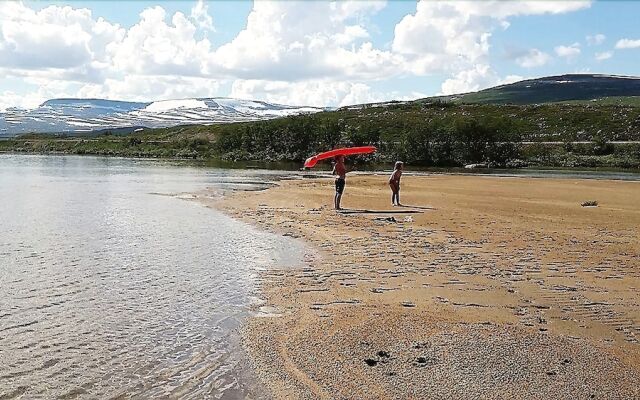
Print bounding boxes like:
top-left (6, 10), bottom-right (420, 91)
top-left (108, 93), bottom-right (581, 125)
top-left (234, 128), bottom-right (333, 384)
top-left (401, 301), bottom-right (416, 307)
top-left (452, 302), bottom-right (489, 308)
top-left (378, 350), bottom-right (390, 358)
top-left (464, 163), bottom-right (488, 169)
top-left (404, 216), bottom-right (414, 223)
top-left (581, 200), bottom-right (598, 207)
top-left (414, 356), bottom-right (436, 367)
top-left (434, 296), bottom-right (449, 303)
top-left (364, 358), bottom-right (378, 367)
top-left (374, 216), bottom-right (397, 223)
top-left (364, 351), bottom-right (392, 364)
top-left (371, 287), bottom-right (398, 293)
top-left (298, 287), bottom-right (329, 293)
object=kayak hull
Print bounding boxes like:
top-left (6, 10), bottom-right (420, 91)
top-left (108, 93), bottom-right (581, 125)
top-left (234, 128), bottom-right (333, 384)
top-left (304, 146), bottom-right (376, 168)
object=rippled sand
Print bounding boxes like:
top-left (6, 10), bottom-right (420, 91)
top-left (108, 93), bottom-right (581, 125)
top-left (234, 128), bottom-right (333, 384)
top-left (207, 174), bottom-right (640, 399)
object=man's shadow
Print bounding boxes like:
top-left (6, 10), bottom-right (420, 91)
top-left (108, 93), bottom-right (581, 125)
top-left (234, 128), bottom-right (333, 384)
top-left (337, 206), bottom-right (432, 214)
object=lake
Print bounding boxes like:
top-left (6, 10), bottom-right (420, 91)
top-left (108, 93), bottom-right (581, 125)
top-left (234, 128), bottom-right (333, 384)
top-left (0, 155), bottom-right (306, 399)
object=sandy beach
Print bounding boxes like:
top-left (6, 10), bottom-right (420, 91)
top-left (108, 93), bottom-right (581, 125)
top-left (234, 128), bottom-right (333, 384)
top-left (198, 173), bottom-right (640, 399)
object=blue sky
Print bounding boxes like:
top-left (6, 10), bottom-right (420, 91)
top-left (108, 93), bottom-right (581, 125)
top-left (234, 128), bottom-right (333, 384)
top-left (1, 1), bottom-right (639, 109)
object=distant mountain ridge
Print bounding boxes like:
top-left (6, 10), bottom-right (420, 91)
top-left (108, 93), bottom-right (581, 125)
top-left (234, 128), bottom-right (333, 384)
top-left (435, 74), bottom-right (640, 105)
top-left (0, 97), bottom-right (323, 137)
top-left (2, 74), bottom-right (640, 137)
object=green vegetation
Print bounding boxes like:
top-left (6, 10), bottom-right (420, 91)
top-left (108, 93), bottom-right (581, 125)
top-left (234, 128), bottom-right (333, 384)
top-left (552, 96), bottom-right (640, 107)
top-left (2, 101), bottom-right (640, 169)
top-left (429, 74), bottom-right (640, 105)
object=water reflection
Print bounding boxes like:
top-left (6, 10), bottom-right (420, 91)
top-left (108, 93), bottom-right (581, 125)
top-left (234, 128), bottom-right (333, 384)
top-left (0, 155), bottom-right (305, 399)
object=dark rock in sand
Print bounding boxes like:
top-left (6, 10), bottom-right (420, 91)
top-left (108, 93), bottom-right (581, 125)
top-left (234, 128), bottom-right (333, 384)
top-left (364, 358), bottom-right (378, 367)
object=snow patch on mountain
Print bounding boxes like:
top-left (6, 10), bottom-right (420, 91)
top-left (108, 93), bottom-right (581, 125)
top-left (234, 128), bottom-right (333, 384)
top-left (144, 99), bottom-right (208, 112)
top-left (0, 97), bottom-right (324, 136)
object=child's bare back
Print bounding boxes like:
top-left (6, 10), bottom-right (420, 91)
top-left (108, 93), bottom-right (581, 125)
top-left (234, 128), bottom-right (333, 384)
top-left (389, 161), bottom-right (403, 206)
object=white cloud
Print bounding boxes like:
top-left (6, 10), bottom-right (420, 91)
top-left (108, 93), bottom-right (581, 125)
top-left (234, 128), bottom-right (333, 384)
top-left (230, 79), bottom-right (388, 107)
top-left (0, 2), bottom-right (123, 74)
top-left (0, 0), bottom-right (594, 108)
top-left (440, 65), bottom-right (494, 95)
top-left (441, 0), bottom-right (591, 18)
top-left (0, 90), bottom-right (50, 110)
top-left (515, 49), bottom-right (551, 68)
top-left (109, 7), bottom-right (212, 77)
top-left (211, 1), bottom-right (398, 81)
top-left (392, 1), bottom-right (590, 75)
top-left (191, 0), bottom-right (214, 32)
top-left (76, 75), bottom-right (223, 102)
top-left (586, 33), bottom-right (605, 45)
top-left (554, 43), bottom-right (581, 59)
top-left (595, 51), bottom-right (613, 61)
top-left (440, 64), bottom-right (523, 95)
top-left (615, 38), bottom-right (640, 49)
top-left (329, 0), bottom-right (387, 22)
top-left (333, 25), bottom-right (369, 45)
top-left (0, 77), bottom-right (88, 110)
top-left (392, 2), bottom-right (492, 74)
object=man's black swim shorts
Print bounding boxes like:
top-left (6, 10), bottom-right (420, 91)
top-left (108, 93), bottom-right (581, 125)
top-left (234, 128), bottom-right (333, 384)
top-left (335, 177), bottom-right (345, 194)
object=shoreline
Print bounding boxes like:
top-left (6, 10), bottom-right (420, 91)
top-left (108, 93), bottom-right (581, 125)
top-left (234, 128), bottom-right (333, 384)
top-left (198, 173), bottom-right (640, 399)
top-left (2, 152), bottom-right (640, 177)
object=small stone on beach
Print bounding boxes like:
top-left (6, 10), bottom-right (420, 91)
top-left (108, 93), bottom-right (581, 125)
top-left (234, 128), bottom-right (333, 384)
top-left (364, 358), bottom-right (378, 367)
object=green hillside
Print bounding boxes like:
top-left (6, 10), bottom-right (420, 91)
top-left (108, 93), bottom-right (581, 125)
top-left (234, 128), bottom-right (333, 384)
top-left (3, 99), bottom-right (640, 169)
top-left (433, 74), bottom-right (640, 105)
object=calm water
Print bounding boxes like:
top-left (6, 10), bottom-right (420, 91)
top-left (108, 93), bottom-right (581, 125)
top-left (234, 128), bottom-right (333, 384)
top-left (0, 155), bottom-right (306, 399)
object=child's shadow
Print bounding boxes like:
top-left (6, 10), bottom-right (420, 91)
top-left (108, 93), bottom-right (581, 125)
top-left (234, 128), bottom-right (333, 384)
top-left (397, 204), bottom-right (435, 210)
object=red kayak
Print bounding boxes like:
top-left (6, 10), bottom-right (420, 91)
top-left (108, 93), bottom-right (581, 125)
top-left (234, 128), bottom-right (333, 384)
top-left (304, 146), bottom-right (376, 168)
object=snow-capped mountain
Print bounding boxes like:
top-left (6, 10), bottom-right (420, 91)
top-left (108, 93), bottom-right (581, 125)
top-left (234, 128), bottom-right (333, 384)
top-left (0, 98), bottom-right (323, 137)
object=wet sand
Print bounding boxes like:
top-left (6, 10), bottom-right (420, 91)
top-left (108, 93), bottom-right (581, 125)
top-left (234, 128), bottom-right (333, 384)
top-left (198, 174), bottom-right (640, 399)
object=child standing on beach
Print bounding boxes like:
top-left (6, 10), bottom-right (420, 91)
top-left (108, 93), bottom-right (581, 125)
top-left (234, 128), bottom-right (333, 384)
top-left (333, 155), bottom-right (346, 210)
top-left (389, 161), bottom-right (403, 206)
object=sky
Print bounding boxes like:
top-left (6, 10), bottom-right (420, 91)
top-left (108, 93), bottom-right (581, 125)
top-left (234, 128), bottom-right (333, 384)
top-left (0, 0), bottom-right (639, 110)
